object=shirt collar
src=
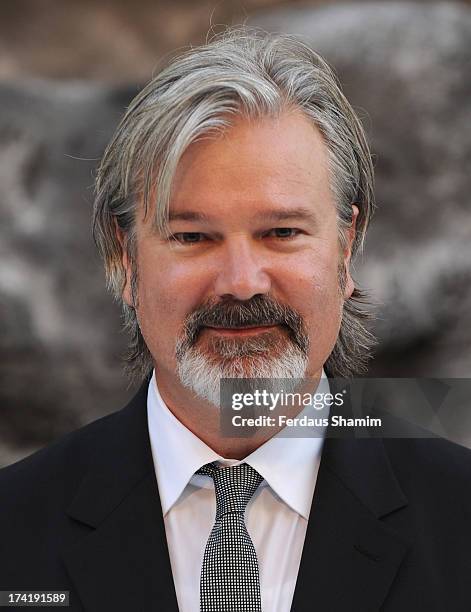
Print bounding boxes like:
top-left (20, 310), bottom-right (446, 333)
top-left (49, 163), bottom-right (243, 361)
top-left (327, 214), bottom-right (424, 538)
top-left (147, 371), bottom-right (328, 520)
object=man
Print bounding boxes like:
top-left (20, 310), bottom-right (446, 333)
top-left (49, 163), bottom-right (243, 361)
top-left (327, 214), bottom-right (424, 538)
top-left (1, 28), bottom-right (470, 612)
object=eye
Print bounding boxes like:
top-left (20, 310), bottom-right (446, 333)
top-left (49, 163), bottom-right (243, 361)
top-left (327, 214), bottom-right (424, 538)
top-left (265, 228), bottom-right (301, 240)
top-left (171, 232), bottom-right (206, 244)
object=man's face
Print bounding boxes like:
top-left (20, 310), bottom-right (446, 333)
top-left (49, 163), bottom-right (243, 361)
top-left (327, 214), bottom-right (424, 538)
top-left (121, 110), bottom-right (356, 403)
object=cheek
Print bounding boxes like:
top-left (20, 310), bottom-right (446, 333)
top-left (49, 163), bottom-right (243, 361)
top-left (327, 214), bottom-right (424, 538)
top-left (134, 251), bottom-right (210, 344)
top-left (282, 253), bottom-right (342, 358)
top-left (301, 275), bottom-right (343, 328)
top-left (282, 246), bottom-right (340, 307)
top-left (302, 286), bottom-right (343, 371)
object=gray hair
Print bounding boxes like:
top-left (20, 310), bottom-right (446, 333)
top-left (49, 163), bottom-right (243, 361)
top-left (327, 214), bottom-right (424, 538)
top-left (93, 27), bottom-right (376, 382)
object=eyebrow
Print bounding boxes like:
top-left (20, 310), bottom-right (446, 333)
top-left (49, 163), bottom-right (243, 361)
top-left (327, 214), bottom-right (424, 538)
top-left (254, 207), bottom-right (318, 224)
top-left (168, 206), bottom-right (318, 225)
top-left (168, 211), bottom-right (211, 222)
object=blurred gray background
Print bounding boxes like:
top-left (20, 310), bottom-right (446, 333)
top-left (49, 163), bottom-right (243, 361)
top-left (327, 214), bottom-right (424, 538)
top-left (1, 0), bottom-right (470, 467)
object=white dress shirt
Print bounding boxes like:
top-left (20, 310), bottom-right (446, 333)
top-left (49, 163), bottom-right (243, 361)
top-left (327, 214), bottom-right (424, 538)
top-left (147, 371), bottom-right (329, 612)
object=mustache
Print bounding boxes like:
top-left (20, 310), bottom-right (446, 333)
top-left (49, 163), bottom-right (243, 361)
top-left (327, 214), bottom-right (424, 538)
top-left (177, 295), bottom-right (310, 355)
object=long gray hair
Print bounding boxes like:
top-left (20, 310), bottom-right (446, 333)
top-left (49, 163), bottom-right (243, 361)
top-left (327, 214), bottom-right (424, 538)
top-left (93, 27), bottom-right (376, 382)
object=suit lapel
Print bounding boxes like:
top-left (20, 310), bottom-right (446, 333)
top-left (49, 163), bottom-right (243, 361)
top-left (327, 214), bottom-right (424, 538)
top-left (61, 382), bottom-right (179, 612)
top-left (291, 435), bottom-right (409, 611)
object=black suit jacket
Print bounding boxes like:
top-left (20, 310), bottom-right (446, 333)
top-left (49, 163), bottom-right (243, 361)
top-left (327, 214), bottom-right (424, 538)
top-left (1, 381), bottom-right (470, 611)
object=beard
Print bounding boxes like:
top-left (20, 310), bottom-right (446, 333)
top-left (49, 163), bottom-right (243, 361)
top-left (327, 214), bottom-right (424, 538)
top-left (175, 295), bottom-right (310, 407)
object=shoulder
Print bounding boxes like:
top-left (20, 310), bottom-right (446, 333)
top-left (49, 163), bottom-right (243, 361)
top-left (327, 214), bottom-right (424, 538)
top-left (0, 382), bottom-right (150, 587)
top-left (0, 380), bottom-right (149, 516)
top-left (383, 436), bottom-right (471, 505)
top-left (384, 435), bottom-right (471, 476)
top-left (0, 409), bottom-right (121, 514)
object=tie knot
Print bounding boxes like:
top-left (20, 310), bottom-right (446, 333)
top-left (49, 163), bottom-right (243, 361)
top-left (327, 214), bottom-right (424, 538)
top-left (197, 462), bottom-right (263, 519)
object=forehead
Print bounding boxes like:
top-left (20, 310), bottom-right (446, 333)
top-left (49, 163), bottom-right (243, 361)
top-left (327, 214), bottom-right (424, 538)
top-left (138, 109), bottom-right (335, 229)
top-left (172, 110), bottom-right (332, 214)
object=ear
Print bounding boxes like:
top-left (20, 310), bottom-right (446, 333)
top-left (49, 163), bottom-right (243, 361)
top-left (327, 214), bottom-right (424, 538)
top-left (114, 220), bottom-right (134, 308)
top-left (342, 204), bottom-right (359, 300)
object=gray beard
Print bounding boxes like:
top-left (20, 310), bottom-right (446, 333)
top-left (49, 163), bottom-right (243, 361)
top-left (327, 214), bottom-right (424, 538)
top-left (176, 334), bottom-right (308, 408)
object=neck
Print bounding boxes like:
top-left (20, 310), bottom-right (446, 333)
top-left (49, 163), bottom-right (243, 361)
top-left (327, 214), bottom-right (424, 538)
top-left (154, 367), bottom-right (322, 460)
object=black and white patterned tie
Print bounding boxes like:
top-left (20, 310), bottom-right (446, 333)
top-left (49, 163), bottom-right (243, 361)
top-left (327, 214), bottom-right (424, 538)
top-left (196, 461), bottom-right (264, 612)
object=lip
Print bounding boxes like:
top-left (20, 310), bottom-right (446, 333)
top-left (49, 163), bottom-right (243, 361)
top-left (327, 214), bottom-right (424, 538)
top-left (204, 324), bottom-right (279, 337)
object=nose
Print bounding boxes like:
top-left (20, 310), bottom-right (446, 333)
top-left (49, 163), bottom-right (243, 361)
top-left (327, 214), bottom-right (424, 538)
top-left (214, 237), bottom-right (272, 301)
